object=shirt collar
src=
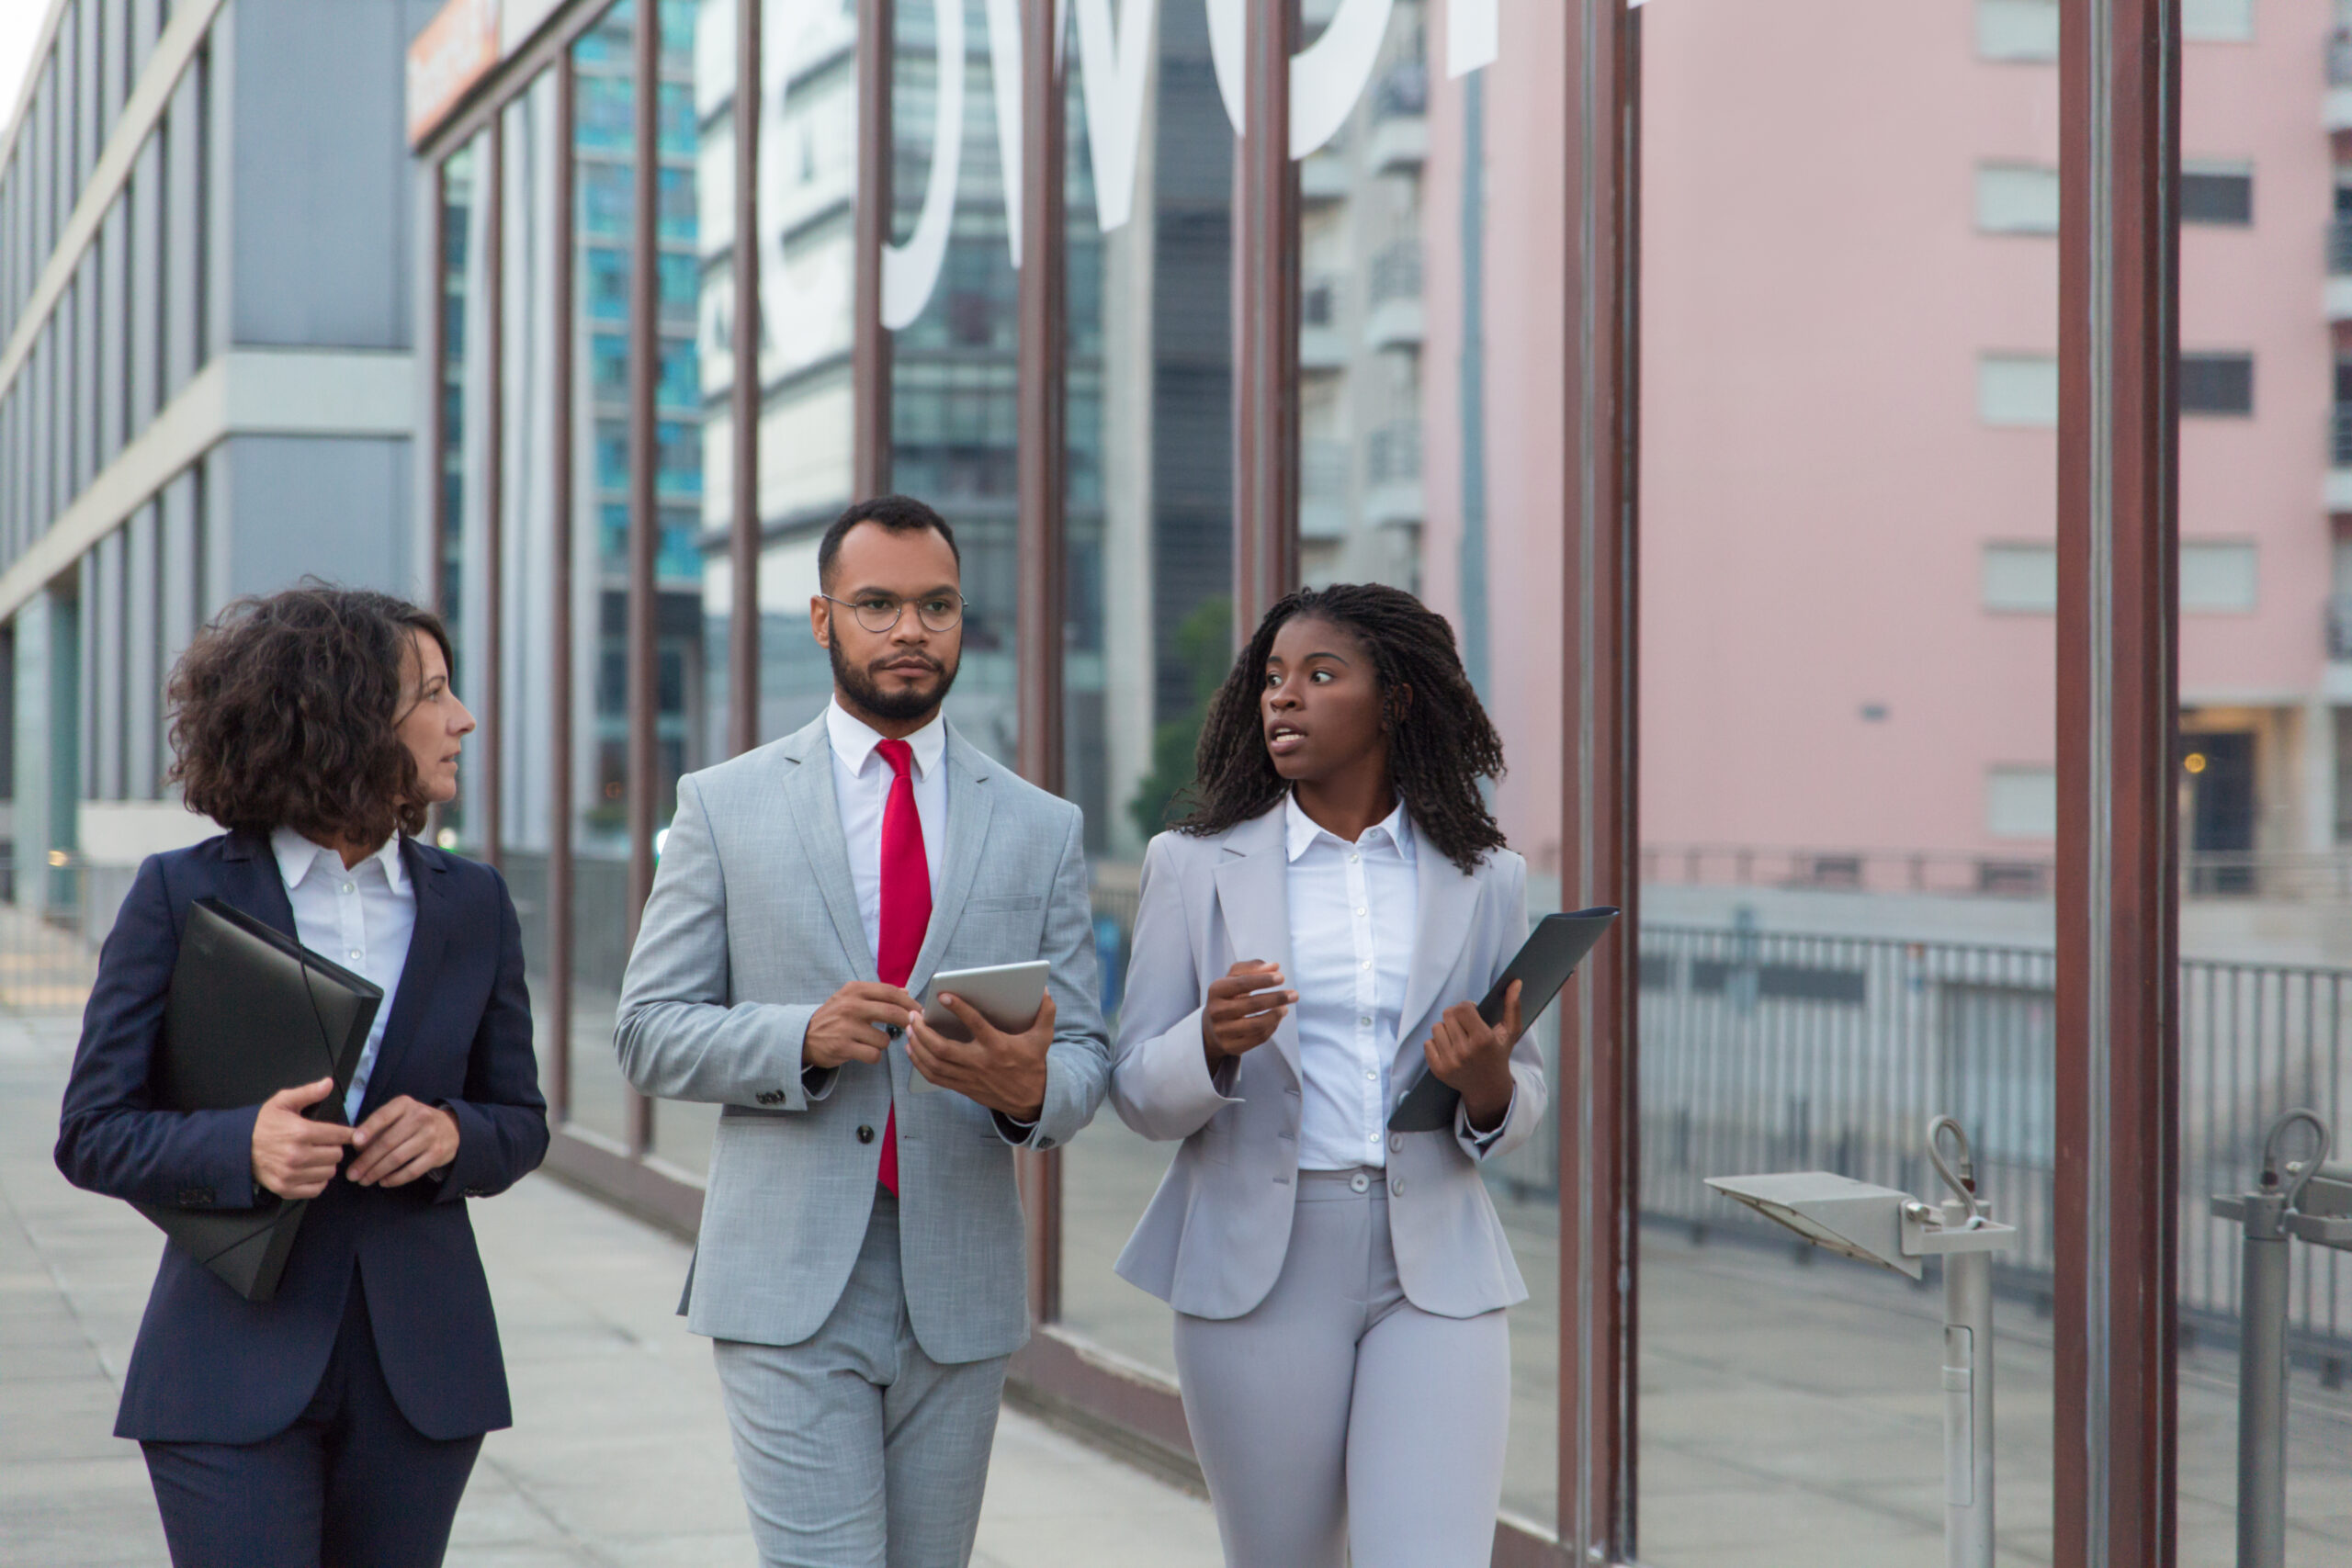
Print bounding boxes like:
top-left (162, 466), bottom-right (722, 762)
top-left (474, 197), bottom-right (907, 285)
top-left (270, 825), bottom-right (409, 895)
top-left (826, 698), bottom-right (947, 781)
top-left (1283, 792), bottom-right (1417, 865)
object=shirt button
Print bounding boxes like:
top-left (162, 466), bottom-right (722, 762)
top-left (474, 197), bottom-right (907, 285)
top-left (1361, 959), bottom-right (1372, 970)
top-left (856, 1124), bottom-right (876, 1144)
top-left (1356, 908), bottom-right (1368, 917)
top-left (341, 883), bottom-right (355, 895)
top-left (1359, 1016), bottom-right (1371, 1027)
top-left (349, 950), bottom-right (362, 962)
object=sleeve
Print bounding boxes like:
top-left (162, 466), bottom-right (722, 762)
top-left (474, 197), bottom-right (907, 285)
top-left (1109, 834), bottom-right (1243, 1143)
top-left (997, 808), bottom-right (1113, 1150)
top-left (433, 867), bottom-right (553, 1201)
top-left (613, 774), bottom-right (830, 1109)
top-left (1453, 854), bottom-right (1548, 1165)
top-left (54, 854), bottom-right (265, 1210)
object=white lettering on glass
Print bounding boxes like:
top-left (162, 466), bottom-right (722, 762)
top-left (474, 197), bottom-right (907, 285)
top-left (881, 0), bottom-right (967, 329)
top-left (1204, 0), bottom-right (1396, 158)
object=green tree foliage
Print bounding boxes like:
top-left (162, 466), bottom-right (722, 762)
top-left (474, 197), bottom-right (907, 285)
top-left (1126, 595), bottom-right (1234, 843)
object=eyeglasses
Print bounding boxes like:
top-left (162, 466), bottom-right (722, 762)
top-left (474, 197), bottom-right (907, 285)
top-left (820, 592), bottom-right (967, 635)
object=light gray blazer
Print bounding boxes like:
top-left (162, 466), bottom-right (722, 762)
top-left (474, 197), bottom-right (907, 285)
top-left (614, 713), bottom-right (1111, 1363)
top-left (1110, 804), bottom-right (1543, 1321)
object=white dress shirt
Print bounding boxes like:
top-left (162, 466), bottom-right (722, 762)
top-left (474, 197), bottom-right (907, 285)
top-left (271, 826), bottom-right (418, 1122)
top-left (1284, 793), bottom-right (1418, 1171)
top-left (825, 699), bottom-right (947, 964)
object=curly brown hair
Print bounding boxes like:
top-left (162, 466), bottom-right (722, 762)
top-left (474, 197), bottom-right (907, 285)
top-left (1172, 582), bottom-right (1509, 874)
top-left (167, 585), bottom-right (454, 848)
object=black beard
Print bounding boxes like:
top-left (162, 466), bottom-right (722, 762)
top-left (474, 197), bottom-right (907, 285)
top-left (831, 636), bottom-right (958, 725)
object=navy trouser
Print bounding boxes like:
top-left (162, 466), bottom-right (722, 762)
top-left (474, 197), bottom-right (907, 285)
top-left (141, 1275), bottom-right (484, 1568)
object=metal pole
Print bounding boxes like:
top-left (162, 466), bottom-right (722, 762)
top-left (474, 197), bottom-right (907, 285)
top-left (1943, 1197), bottom-right (1996, 1568)
top-left (2235, 1189), bottom-right (2289, 1568)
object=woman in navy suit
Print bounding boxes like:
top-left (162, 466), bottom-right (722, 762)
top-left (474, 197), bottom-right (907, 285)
top-left (55, 586), bottom-right (548, 1568)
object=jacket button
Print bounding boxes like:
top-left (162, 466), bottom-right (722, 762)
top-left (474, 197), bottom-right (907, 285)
top-left (857, 1124), bottom-right (876, 1144)
top-left (1389, 1133), bottom-right (1404, 1154)
top-left (1391, 1177), bottom-right (1405, 1198)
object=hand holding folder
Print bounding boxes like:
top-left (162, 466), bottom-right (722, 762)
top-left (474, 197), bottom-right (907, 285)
top-left (131, 898), bottom-right (382, 1302)
top-left (1388, 907), bottom-right (1621, 1133)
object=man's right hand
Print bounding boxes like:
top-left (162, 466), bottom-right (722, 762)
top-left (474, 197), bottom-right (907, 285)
top-left (251, 1077), bottom-right (357, 1201)
top-left (804, 981), bottom-right (923, 1071)
top-left (1202, 961), bottom-right (1297, 1067)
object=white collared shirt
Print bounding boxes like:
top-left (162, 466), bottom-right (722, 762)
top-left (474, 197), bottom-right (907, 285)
top-left (1284, 793), bottom-right (1418, 1171)
top-left (270, 826), bottom-right (418, 1122)
top-left (825, 699), bottom-right (948, 965)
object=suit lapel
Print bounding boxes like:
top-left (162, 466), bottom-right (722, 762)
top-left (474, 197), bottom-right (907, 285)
top-left (904, 728), bottom-right (995, 998)
top-left (1396, 841), bottom-right (1484, 1065)
top-left (1210, 807), bottom-right (1300, 1086)
top-left (217, 830), bottom-right (300, 942)
top-left (355, 837), bottom-right (450, 1120)
top-left (779, 716), bottom-right (877, 978)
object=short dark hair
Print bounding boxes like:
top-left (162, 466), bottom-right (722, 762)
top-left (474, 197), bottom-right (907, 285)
top-left (167, 584), bottom-right (455, 848)
top-left (817, 494), bottom-right (961, 589)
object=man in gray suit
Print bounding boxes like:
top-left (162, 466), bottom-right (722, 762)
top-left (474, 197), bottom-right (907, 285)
top-left (615, 494), bottom-right (1111, 1568)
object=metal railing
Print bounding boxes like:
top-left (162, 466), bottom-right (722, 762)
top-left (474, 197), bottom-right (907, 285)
top-left (2331, 28), bottom-right (2352, 86)
top-left (1601, 926), bottom-right (2352, 1363)
top-left (1645, 840), bottom-right (2352, 903)
top-left (0, 856), bottom-right (98, 1015)
top-left (2329, 216), bottom-right (2352, 276)
top-left (2331, 403), bottom-right (2352, 468)
top-left (1367, 421), bottom-right (1421, 487)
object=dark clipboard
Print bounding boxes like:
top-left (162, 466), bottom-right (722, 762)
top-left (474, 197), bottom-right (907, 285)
top-left (1386, 906), bottom-right (1621, 1133)
top-left (130, 897), bottom-right (382, 1302)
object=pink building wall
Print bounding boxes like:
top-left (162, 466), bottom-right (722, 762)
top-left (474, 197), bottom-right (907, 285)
top-left (1426, 0), bottom-right (2336, 868)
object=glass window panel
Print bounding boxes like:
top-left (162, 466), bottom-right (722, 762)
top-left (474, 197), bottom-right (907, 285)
top-left (2175, 34), bottom-right (2352, 1541)
top-left (500, 77), bottom-right (568, 1119)
top-left (570, 0), bottom-right (642, 1150)
top-left (438, 135), bottom-right (488, 852)
top-left (1638, 0), bottom-right (2059, 1558)
top-left (1055, 0), bottom-right (1238, 1387)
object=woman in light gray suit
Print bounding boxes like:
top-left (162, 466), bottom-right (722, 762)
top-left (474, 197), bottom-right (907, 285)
top-left (1111, 583), bottom-right (1544, 1568)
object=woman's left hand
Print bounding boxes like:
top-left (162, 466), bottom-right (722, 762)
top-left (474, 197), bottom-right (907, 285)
top-left (346, 1096), bottom-right (461, 1188)
top-left (1423, 980), bottom-right (1522, 1134)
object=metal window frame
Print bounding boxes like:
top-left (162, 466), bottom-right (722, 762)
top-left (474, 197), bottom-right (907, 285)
top-left (405, 0), bottom-right (2194, 1556)
top-left (2055, 0), bottom-right (2180, 1561)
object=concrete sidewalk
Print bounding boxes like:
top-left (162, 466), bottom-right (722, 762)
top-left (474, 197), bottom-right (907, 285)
top-left (0, 1013), bottom-right (1222, 1568)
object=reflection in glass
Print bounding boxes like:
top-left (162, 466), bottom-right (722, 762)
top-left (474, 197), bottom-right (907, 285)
top-left (568, 1), bottom-right (641, 1148)
top-left (499, 79), bottom-right (566, 1114)
top-left (1055, 0), bottom-right (1238, 1384)
top-left (438, 135), bottom-right (487, 852)
top-left (1635, 3), bottom-right (2059, 1559)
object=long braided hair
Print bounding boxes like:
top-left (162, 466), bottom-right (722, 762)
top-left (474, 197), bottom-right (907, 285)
top-left (1171, 583), bottom-right (1508, 874)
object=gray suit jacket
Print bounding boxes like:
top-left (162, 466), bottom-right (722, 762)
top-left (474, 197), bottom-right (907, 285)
top-left (614, 714), bottom-right (1111, 1363)
top-left (1109, 805), bottom-right (1543, 1321)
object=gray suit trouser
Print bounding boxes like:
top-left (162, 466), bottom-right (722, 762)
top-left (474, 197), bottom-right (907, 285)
top-left (1172, 1169), bottom-right (1511, 1568)
top-left (711, 1193), bottom-right (1010, 1568)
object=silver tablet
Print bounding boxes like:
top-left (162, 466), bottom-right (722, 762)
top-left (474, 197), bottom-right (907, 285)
top-left (910, 961), bottom-right (1050, 1091)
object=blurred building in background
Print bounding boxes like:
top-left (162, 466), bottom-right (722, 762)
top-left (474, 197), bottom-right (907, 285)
top-left (0, 0), bottom-right (435, 929)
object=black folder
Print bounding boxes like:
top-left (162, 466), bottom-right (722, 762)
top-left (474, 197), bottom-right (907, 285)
top-left (132, 897), bottom-right (382, 1302)
top-left (1387, 907), bottom-right (1621, 1133)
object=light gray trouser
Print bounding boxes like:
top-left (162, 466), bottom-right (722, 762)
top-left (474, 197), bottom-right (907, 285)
top-left (1173, 1168), bottom-right (1511, 1568)
top-left (710, 1192), bottom-right (1010, 1568)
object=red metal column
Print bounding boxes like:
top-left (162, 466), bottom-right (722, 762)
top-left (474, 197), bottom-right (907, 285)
top-left (853, 0), bottom-right (894, 501)
top-left (729, 0), bottom-right (763, 758)
top-left (1015, 0), bottom-right (1069, 1325)
top-left (1232, 0), bottom-right (1298, 637)
top-left (626, 0), bottom-right (662, 1158)
top-left (2054, 0), bottom-right (2180, 1562)
top-left (1559, 0), bottom-right (1641, 1560)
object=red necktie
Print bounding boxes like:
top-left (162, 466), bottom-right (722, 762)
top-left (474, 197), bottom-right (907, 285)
top-left (873, 739), bottom-right (931, 1196)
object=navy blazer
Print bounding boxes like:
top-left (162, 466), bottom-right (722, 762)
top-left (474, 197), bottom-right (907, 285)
top-left (54, 829), bottom-right (548, 1444)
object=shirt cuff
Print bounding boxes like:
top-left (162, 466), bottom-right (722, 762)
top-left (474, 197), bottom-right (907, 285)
top-left (1457, 1089), bottom-right (1513, 1152)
